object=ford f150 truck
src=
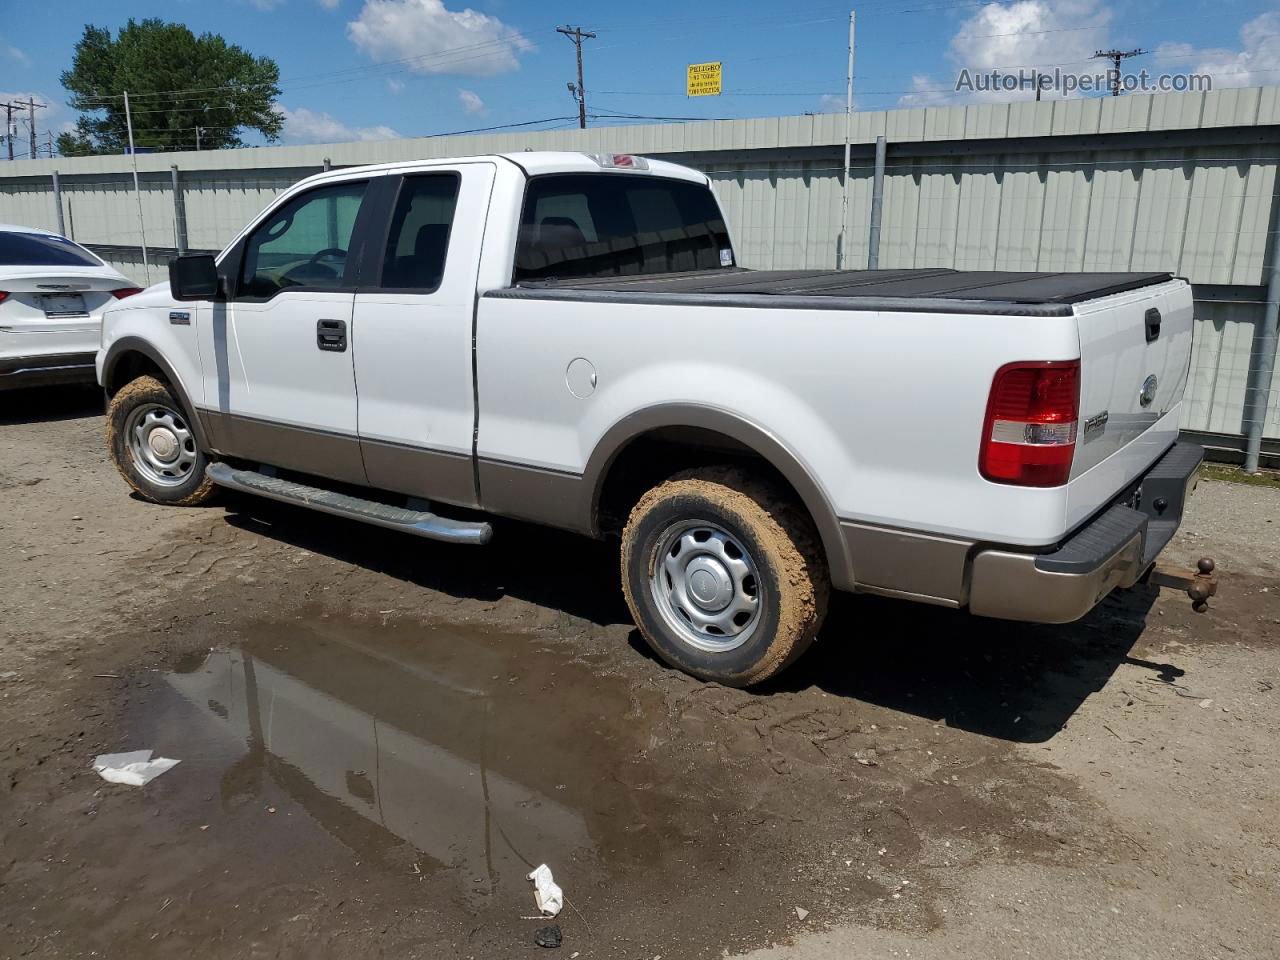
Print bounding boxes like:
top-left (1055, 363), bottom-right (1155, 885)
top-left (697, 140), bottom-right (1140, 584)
top-left (97, 151), bottom-right (1202, 686)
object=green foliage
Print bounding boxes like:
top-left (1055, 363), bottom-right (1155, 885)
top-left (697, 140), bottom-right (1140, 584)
top-left (57, 19), bottom-right (282, 156)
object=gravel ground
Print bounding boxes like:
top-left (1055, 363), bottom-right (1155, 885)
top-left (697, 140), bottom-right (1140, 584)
top-left (1, 387), bottom-right (1277, 960)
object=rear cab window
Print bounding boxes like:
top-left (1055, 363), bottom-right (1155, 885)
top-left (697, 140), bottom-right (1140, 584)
top-left (513, 174), bottom-right (733, 282)
top-left (0, 231), bottom-right (101, 267)
top-left (379, 174), bottom-right (460, 291)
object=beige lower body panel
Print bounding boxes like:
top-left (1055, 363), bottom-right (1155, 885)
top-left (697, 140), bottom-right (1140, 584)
top-left (840, 521), bottom-right (974, 607)
top-left (841, 519), bottom-right (1146, 623)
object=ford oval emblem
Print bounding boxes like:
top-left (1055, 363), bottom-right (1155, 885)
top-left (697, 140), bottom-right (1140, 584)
top-left (1140, 374), bottom-right (1158, 407)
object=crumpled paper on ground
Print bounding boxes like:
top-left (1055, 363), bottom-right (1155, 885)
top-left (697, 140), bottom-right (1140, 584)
top-left (527, 863), bottom-right (564, 917)
top-left (92, 750), bottom-right (181, 786)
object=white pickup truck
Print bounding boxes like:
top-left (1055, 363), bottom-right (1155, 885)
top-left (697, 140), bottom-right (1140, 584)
top-left (98, 151), bottom-right (1203, 685)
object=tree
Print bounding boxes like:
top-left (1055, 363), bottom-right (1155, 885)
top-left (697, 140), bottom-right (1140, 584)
top-left (57, 19), bottom-right (282, 156)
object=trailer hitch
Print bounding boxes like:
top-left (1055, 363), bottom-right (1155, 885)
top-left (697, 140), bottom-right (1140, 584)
top-left (1147, 557), bottom-right (1219, 613)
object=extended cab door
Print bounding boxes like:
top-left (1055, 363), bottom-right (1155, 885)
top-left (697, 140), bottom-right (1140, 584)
top-left (351, 163), bottom-right (496, 508)
top-left (199, 177), bottom-right (374, 484)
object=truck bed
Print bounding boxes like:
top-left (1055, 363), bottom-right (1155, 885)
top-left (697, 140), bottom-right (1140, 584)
top-left (499, 268), bottom-right (1175, 317)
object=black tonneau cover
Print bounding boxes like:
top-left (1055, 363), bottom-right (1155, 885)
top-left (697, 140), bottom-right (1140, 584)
top-left (522, 268), bottom-right (1174, 303)
top-left (490, 268), bottom-right (1176, 317)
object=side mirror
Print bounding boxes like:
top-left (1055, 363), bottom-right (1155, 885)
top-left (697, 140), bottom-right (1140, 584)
top-left (169, 254), bottom-right (223, 301)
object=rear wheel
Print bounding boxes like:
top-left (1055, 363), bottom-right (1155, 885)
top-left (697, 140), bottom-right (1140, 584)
top-left (107, 375), bottom-right (216, 506)
top-left (621, 466), bottom-right (829, 686)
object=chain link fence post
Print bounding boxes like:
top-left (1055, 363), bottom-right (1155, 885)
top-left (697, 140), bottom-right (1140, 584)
top-left (51, 169), bottom-right (65, 236)
top-left (171, 164), bottom-right (188, 257)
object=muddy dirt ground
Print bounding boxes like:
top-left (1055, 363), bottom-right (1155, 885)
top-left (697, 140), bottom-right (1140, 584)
top-left (1, 386), bottom-right (1278, 960)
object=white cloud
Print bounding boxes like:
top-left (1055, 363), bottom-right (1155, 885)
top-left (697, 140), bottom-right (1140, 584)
top-left (899, 0), bottom-right (1112, 106)
top-left (5, 45), bottom-right (30, 66)
top-left (818, 94), bottom-right (847, 113)
top-left (1156, 12), bottom-right (1280, 89)
top-left (347, 0), bottom-right (533, 76)
top-left (898, 75), bottom-right (955, 108)
top-left (276, 104), bottom-right (400, 144)
top-left (458, 88), bottom-right (485, 114)
top-left (317, 0), bottom-right (341, 8)
top-left (387, 77), bottom-right (405, 93)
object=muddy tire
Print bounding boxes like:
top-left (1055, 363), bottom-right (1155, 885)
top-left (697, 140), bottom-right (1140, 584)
top-left (106, 375), bottom-right (216, 506)
top-left (621, 466), bottom-right (829, 687)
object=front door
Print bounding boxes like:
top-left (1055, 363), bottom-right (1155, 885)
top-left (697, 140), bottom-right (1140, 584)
top-left (200, 178), bottom-right (371, 484)
top-left (352, 164), bottom-right (495, 508)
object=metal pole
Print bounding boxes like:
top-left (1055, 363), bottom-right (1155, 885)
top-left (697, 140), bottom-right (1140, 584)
top-left (123, 91), bottom-right (151, 283)
top-left (838, 10), bottom-right (855, 269)
top-left (575, 32), bottom-right (587, 129)
top-left (1244, 234), bottom-right (1280, 473)
top-left (4, 103), bottom-right (12, 161)
top-left (867, 135), bottom-right (886, 269)
top-left (170, 164), bottom-right (188, 257)
top-left (27, 96), bottom-right (36, 159)
top-left (51, 170), bottom-right (65, 236)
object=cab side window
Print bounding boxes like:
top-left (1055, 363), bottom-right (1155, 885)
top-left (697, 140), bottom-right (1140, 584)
top-left (240, 181), bottom-right (367, 299)
top-left (379, 174), bottom-right (460, 291)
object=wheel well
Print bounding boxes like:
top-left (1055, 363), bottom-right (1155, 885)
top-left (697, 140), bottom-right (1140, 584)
top-left (596, 426), bottom-right (816, 537)
top-left (103, 351), bottom-right (168, 397)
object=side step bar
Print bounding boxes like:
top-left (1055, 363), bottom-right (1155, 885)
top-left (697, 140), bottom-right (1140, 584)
top-left (207, 462), bottom-right (493, 545)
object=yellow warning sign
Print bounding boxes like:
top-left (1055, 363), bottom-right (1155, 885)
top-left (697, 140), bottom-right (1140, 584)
top-left (686, 62), bottom-right (722, 97)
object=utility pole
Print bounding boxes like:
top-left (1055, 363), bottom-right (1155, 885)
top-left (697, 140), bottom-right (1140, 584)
top-left (27, 96), bottom-right (36, 158)
top-left (1092, 48), bottom-right (1146, 96)
top-left (123, 91), bottom-right (151, 283)
top-left (4, 102), bottom-right (12, 160)
top-left (557, 25), bottom-right (596, 129)
top-left (838, 10), bottom-right (855, 269)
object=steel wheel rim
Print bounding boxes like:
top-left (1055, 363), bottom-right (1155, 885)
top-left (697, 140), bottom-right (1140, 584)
top-left (125, 402), bottom-right (197, 488)
top-left (649, 519), bottom-right (764, 653)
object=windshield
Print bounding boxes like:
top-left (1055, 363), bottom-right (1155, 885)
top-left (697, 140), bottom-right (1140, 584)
top-left (0, 231), bottom-right (101, 267)
top-left (514, 174), bottom-right (733, 282)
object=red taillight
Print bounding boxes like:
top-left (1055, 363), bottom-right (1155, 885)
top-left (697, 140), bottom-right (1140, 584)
top-left (111, 287), bottom-right (144, 299)
top-left (0, 291), bottom-right (7, 303)
top-left (979, 360), bottom-right (1080, 487)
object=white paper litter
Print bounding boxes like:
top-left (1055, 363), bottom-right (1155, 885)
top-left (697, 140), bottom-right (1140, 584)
top-left (527, 863), bottom-right (564, 917)
top-left (92, 750), bottom-right (181, 786)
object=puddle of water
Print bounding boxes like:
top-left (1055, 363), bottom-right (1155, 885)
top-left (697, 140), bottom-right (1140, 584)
top-left (135, 610), bottom-right (690, 909)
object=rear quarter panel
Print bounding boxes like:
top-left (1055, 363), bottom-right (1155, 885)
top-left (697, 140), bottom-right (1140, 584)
top-left (475, 296), bottom-right (1082, 547)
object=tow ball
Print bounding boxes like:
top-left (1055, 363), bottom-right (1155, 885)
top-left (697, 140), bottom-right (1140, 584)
top-left (1148, 557), bottom-right (1219, 613)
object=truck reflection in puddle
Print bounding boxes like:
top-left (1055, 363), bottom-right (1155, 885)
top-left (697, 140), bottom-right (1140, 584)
top-left (161, 616), bottom-right (620, 892)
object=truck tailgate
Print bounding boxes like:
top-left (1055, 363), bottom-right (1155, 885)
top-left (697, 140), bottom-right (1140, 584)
top-left (1066, 279), bottom-right (1194, 530)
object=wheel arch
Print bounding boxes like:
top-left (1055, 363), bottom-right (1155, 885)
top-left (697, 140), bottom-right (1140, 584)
top-left (101, 337), bottom-right (210, 451)
top-left (585, 404), bottom-right (852, 591)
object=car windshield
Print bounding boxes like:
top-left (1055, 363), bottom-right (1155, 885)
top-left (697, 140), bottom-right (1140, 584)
top-left (0, 231), bottom-right (101, 267)
top-left (514, 174), bottom-right (734, 282)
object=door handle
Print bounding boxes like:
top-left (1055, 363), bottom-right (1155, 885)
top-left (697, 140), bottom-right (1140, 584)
top-left (1144, 307), bottom-right (1161, 343)
top-left (317, 318), bottom-right (347, 352)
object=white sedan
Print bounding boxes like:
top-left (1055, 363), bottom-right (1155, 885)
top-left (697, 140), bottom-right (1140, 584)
top-left (1, 224), bottom-right (141, 391)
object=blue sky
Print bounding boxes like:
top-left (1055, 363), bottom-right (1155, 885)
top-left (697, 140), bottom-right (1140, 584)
top-left (2, 0), bottom-right (1278, 152)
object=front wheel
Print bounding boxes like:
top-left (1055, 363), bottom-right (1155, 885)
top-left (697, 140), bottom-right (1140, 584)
top-left (106, 375), bottom-right (216, 506)
top-left (621, 466), bottom-right (830, 687)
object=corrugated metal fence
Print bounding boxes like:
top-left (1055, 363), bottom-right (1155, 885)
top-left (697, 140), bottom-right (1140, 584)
top-left (2, 87), bottom-right (1278, 456)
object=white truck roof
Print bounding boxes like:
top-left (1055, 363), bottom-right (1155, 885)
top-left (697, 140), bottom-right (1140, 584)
top-left (293, 151), bottom-right (709, 191)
